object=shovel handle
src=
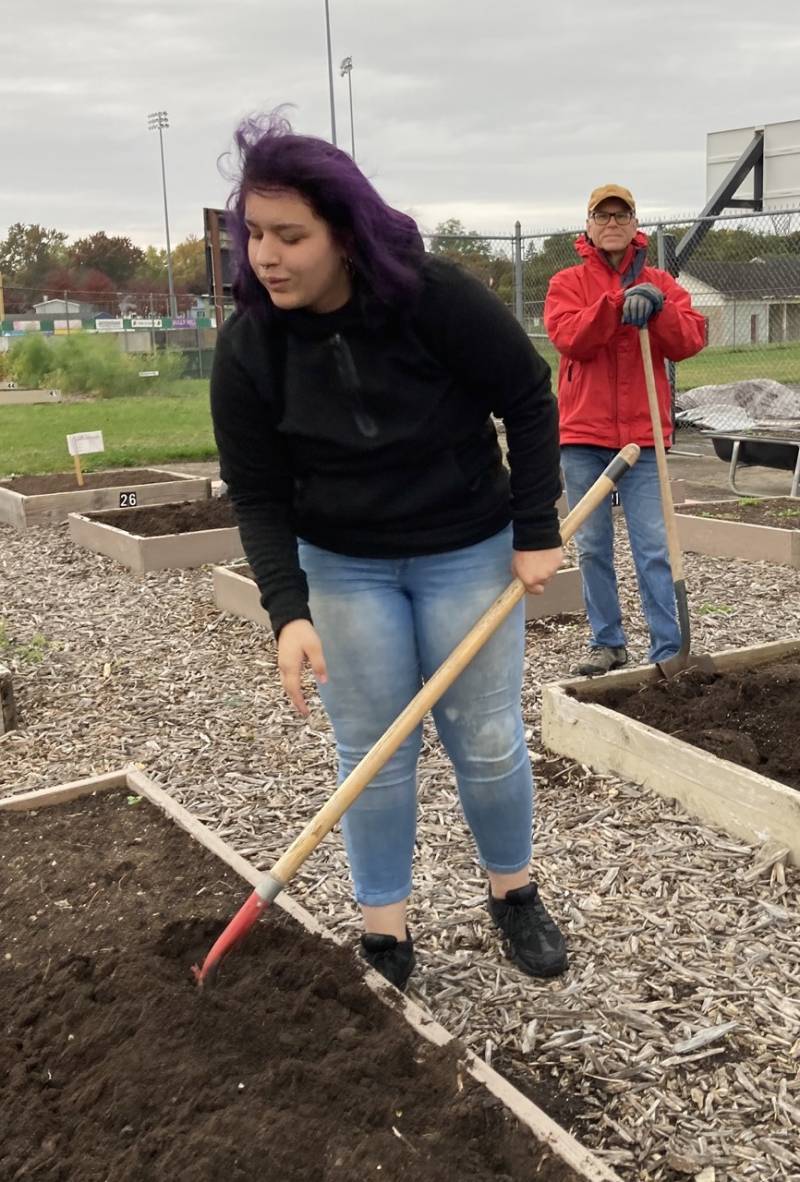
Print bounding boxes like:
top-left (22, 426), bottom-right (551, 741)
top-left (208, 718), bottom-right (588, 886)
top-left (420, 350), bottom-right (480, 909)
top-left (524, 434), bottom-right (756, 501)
top-left (262, 443), bottom-right (641, 896)
top-left (638, 327), bottom-right (685, 583)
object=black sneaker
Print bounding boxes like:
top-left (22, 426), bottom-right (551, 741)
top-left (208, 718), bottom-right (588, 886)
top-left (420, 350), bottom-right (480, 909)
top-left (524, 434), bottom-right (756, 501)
top-left (488, 884), bottom-right (568, 978)
top-left (572, 645), bottom-right (628, 677)
top-left (360, 931), bottom-right (416, 991)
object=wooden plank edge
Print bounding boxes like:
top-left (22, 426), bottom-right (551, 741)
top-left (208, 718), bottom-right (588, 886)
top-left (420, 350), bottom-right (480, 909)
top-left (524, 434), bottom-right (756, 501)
top-left (67, 517), bottom-right (242, 576)
top-left (544, 684), bottom-right (800, 810)
top-left (0, 768), bottom-right (130, 810)
top-left (541, 687), bottom-right (800, 861)
top-left (553, 637), bottom-right (800, 699)
top-left (675, 507), bottom-right (794, 534)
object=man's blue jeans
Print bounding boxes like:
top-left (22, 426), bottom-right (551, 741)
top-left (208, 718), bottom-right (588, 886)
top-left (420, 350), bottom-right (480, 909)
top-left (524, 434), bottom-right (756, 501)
top-left (298, 526), bottom-right (533, 907)
top-left (560, 445), bottom-right (681, 663)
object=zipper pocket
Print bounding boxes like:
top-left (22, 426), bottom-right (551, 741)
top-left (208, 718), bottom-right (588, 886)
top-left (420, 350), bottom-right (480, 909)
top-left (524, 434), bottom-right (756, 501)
top-left (330, 333), bottom-right (378, 438)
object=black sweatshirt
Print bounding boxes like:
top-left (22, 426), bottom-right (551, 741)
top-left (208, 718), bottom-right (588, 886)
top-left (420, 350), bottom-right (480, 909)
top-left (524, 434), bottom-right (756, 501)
top-left (210, 256), bottom-right (561, 637)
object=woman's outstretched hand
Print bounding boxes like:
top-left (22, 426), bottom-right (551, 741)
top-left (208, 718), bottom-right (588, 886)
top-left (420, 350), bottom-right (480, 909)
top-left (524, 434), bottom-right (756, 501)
top-left (512, 546), bottom-right (564, 595)
top-left (277, 620), bottom-right (328, 716)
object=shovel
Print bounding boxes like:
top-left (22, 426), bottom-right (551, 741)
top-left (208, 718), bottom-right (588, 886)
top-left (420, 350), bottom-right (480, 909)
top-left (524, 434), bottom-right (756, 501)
top-left (193, 443), bottom-right (642, 986)
top-left (638, 326), bottom-right (716, 679)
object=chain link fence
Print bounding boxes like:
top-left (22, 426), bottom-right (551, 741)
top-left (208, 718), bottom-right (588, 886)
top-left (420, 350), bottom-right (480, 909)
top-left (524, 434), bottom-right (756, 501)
top-left (3, 211), bottom-right (799, 432)
top-left (0, 283), bottom-right (217, 379)
top-left (427, 208), bottom-right (800, 434)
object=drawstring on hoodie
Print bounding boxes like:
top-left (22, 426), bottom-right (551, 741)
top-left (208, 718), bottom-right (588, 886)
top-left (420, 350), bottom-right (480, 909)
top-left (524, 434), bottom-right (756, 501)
top-left (330, 333), bottom-right (379, 439)
top-left (618, 245), bottom-right (648, 289)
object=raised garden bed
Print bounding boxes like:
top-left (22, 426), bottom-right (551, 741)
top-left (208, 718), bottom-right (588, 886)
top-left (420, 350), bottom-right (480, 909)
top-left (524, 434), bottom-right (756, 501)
top-left (0, 768), bottom-right (619, 1182)
top-left (0, 469), bottom-right (211, 531)
top-left (541, 638), bottom-right (800, 865)
top-left (68, 498), bottom-right (243, 573)
top-left (0, 663), bottom-right (15, 734)
top-left (676, 497), bottom-right (800, 568)
top-left (213, 562), bottom-right (585, 632)
top-left (0, 387), bottom-right (62, 406)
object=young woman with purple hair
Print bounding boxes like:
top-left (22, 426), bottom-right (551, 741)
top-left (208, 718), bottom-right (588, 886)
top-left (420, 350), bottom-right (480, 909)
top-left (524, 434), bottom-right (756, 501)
top-left (211, 112), bottom-right (567, 991)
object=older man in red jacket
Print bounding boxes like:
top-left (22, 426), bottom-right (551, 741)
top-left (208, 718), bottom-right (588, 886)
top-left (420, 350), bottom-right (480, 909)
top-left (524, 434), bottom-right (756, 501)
top-left (545, 185), bottom-right (705, 675)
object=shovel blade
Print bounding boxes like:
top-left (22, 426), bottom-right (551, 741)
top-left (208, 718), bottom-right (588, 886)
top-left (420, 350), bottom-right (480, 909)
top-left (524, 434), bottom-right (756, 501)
top-left (656, 651), bottom-right (718, 679)
top-left (191, 889), bottom-right (269, 988)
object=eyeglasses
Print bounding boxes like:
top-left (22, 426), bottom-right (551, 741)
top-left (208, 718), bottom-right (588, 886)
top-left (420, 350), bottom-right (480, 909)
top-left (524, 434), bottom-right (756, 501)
top-left (590, 210), bottom-right (634, 225)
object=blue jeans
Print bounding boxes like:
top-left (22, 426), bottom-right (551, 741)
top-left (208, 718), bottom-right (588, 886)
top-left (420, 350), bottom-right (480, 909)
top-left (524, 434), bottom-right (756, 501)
top-left (298, 526), bottom-right (533, 907)
top-left (560, 445), bottom-right (680, 663)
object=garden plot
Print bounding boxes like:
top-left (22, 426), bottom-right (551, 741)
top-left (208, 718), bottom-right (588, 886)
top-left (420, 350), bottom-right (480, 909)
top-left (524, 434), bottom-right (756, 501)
top-left (213, 562), bottom-right (585, 630)
top-left (3, 522), bottom-right (800, 1181)
top-left (68, 498), bottom-right (243, 573)
top-left (0, 469), bottom-right (211, 530)
top-left (676, 497), bottom-right (800, 568)
top-left (542, 638), bottom-right (800, 863)
top-left (0, 768), bottom-right (614, 1182)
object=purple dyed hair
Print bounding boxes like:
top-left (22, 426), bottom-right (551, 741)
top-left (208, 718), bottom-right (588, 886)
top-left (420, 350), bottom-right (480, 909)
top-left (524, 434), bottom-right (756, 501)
top-left (226, 111), bottom-right (425, 316)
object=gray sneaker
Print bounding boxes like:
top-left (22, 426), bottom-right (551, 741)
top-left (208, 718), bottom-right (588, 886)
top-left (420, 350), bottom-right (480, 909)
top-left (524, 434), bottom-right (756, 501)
top-left (573, 645), bottom-right (628, 676)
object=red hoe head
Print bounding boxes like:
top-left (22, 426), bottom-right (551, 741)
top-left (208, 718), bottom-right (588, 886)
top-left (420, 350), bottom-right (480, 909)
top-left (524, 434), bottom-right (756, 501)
top-left (192, 888), bottom-right (271, 987)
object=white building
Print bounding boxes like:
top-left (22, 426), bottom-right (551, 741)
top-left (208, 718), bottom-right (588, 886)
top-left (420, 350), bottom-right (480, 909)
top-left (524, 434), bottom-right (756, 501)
top-left (681, 258), bottom-right (800, 347)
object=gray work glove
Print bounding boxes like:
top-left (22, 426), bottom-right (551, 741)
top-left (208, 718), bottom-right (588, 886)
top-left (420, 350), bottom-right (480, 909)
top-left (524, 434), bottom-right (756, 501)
top-left (622, 283), bottom-right (665, 327)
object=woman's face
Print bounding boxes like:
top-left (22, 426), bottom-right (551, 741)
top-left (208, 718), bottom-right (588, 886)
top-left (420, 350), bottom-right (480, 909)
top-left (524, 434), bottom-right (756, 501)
top-left (245, 189), bottom-right (352, 313)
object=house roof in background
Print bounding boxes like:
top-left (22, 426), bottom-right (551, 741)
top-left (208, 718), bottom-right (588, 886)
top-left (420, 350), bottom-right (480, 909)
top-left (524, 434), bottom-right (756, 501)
top-left (683, 257), bottom-right (800, 299)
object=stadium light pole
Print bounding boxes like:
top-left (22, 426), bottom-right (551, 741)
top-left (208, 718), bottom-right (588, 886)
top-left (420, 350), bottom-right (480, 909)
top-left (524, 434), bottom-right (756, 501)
top-left (323, 0), bottom-right (337, 145)
top-left (147, 110), bottom-right (177, 319)
top-left (340, 56), bottom-right (355, 161)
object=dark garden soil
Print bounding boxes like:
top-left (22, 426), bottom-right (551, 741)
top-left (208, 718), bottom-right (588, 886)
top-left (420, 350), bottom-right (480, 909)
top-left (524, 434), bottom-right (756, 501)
top-left (596, 657), bottom-right (800, 791)
top-left (90, 498), bottom-right (236, 536)
top-left (0, 791), bottom-right (580, 1182)
top-left (681, 497), bottom-right (800, 529)
top-left (1, 471), bottom-right (183, 496)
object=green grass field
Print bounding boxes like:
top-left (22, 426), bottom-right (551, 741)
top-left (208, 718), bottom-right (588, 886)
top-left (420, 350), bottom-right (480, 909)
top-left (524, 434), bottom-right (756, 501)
top-left (674, 342), bottom-right (800, 391)
top-left (533, 337), bottom-right (800, 391)
top-left (3, 341), bottom-right (800, 477)
top-left (0, 381), bottom-right (216, 476)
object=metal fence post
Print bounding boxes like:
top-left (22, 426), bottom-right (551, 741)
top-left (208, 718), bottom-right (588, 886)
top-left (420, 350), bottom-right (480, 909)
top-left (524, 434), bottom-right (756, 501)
top-left (656, 225), bottom-right (678, 405)
top-left (513, 221), bottom-right (524, 325)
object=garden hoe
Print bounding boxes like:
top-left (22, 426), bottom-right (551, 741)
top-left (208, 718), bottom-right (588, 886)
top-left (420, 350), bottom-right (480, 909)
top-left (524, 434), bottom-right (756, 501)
top-left (639, 326), bottom-right (716, 680)
top-left (192, 443), bottom-right (642, 987)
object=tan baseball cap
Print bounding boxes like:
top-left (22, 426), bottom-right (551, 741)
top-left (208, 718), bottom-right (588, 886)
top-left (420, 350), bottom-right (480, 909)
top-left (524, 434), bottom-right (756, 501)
top-left (587, 184), bottom-right (636, 212)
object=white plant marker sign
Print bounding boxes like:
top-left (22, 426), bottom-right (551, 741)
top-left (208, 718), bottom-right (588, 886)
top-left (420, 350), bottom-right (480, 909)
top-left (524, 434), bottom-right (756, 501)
top-left (66, 430), bottom-right (105, 487)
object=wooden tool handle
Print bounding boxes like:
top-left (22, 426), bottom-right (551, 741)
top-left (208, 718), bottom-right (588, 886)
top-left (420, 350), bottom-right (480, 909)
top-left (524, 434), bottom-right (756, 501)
top-left (639, 327), bottom-right (685, 582)
top-left (270, 443), bottom-right (641, 888)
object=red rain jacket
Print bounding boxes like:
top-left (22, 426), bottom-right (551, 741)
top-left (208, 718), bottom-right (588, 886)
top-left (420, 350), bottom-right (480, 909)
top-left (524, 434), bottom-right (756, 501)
top-left (544, 232), bottom-right (706, 448)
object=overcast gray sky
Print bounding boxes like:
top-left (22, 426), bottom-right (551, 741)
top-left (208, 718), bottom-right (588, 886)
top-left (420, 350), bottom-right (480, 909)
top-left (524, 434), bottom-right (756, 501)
top-left (2, 0), bottom-right (799, 249)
